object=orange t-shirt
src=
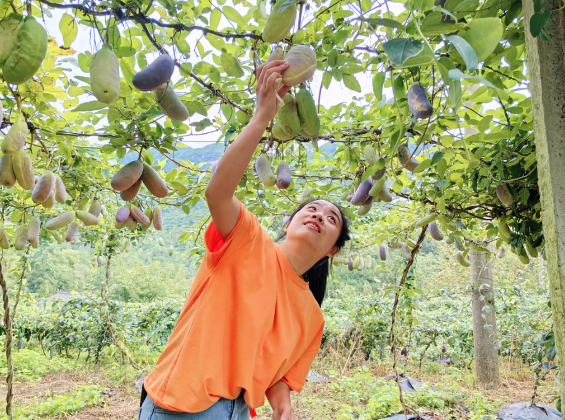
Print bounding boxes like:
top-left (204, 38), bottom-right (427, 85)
top-left (144, 202), bottom-right (325, 413)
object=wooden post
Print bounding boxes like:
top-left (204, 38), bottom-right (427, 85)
top-left (523, 0), bottom-right (565, 404)
top-left (470, 244), bottom-right (500, 389)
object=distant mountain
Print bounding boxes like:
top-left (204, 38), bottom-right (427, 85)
top-left (123, 140), bottom-right (338, 169)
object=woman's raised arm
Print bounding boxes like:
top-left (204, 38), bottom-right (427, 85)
top-left (205, 60), bottom-right (290, 240)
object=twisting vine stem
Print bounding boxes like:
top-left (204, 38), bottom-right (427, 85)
top-left (0, 261), bottom-right (13, 420)
top-left (389, 225), bottom-right (427, 420)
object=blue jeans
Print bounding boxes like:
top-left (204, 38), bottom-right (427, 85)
top-left (138, 390), bottom-right (251, 420)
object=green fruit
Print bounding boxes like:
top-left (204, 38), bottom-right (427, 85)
top-left (14, 225), bottom-right (27, 250)
top-left (398, 144), bottom-right (420, 172)
top-left (153, 206), bottom-right (163, 230)
top-left (2, 113), bottom-right (28, 155)
top-left (169, 246), bottom-right (174, 256)
top-left (120, 240), bottom-right (130, 253)
top-left (514, 247), bottom-right (530, 264)
top-left (352, 256), bottom-right (360, 269)
top-left (77, 196), bottom-right (89, 211)
top-left (454, 236), bottom-right (465, 251)
top-left (497, 220), bottom-right (510, 238)
top-left (0, 154), bottom-right (16, 187)
top-left (26, 217), bottom-right (40, 249)
top-left (407, 84), bottom-right (433, 119)
top-left (65, 220), bottom-right (79, 242)
top-left (369, 174), bottom-right (386, 197)
top-left (525, 239), bottom-right (538, 258)
top-left (272, 122), bottom-right (295, 140)
top-left (141, 163), bottom-right (168, 198)
top-left (266, 46), bottom-right (285, 62)
top-left (276, 161), bottom-right (292, 190)
top-left (41, 192), bottom-right (55, 209)
top-left (132, 54), bottom-right (175, 91)
top-left (75, 210), bottom-right (99, 226)
top-left (111, 160), bottom-right (144, 192)
top-left (277, 93), bottom-right (301, 137)
top-left (154, 82), bottom-right (189, 121)
top-left (0, 14), bottom-right (23, 67)
top-left (496, 184), bottom-right (513, 206)
top-left (115, 219), bottom-right (126, 229)
top-left (88, 199), bottom-right (101, 217)
top-left (377, 187), bottom-right (392, 202)
top-left (405, 238), bottom-right (417, 249)
top-left (158, 238), bottom-right (165, 247)
top-left (255, 154), bottom-right (276, 187)
top-left (31, 171), bottom-right (55, 203)
top-left (126, 215), bottom-right (137, 231)
top-left (456, 251), bottom-right (470, 267)
top-left (372, 167), bottom-right (386, 181)
top-left (365, 255), bottom-right (372, 269)
top-left (416, 214), bottom-right (436, 227)
top-left (54, 175), bottom-right (67, 204)
top-left (12, 149), bottom-right (34, 190)
top-left (130, 205), bottom-right (150, 226)
top-left (281, 45), bottom-right (317, 87)
top-left (120, 178), bottom-right (141, 201)
top-left (445, 236), bottom-right (455, 245)
top-left (142, 207), bottom-right (153, 231)
top-left (262, 0), bottom-right (297, 44)
top-left (3, 16), bottom-right (47, 85)
top-left (0, 222), bottom-right (9, 249)
top-left (90, 44), bottom-right (120, 104)
top-left (357, 200), bottom-right (373, 216)
top-left (296, 85), bottom-right (320, 137)
top-left (388, 241), bottom-right (402, 249)
top-left (497, 247), bottom-right (505, 258)
top-left (364, 145), bottom-right (378, 166)
top-left (357, 258), bottom-right (365, 270)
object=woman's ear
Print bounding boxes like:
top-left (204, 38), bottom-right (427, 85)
top-left (326, 246), bottom-right (339, 258)
top-left (284, 221), bottom-right (290, 234)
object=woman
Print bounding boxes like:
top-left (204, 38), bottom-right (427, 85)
top-left (139, 60), bottom-right (350, 420)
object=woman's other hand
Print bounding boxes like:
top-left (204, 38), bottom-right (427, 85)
top-left (253, 60), bottom-right (291, 127)
top-left (271, 401), bottom-right (295, 420)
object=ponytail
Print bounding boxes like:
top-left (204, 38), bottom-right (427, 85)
top-left (303, 257), bottom-right (329, 307)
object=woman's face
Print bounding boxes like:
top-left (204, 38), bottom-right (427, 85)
top-left (285, 200), bottom-right (342, 259)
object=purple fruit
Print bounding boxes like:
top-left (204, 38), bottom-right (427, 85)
top-left (346, 194), bottom-right (353, 202)
top-left (132, 54), bottom-right (175, 91)
top-left (348, 260), bottom-right (353, 271)
top-left (210, 160), bottom-right (219, 176)
top-left (284, 215), bottom-right (291, 224)
top-left (116, 206), bottom-right (130, 223)
top-left (351, 178), bottom-right (373, 206)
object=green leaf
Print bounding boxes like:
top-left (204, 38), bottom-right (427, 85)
top-left (193, 61), bottom-right (217, 75)
top-left (71, 101), bottom-right (107, 112)
top-left (77, 52), bottom-right (91, 73)
top-left (458, 18), bottom-right (503, 61)
top-left (382, 38), bottom-right (423, 67)
top-left (530, 12), bottom-right (551, 38)
top-left (413, 158), bottom-right (432, 173)
top-left (372, 72), bottom-right (385, 100)
top-left (115, 46), bottom-right (136, 58)
top-left (359, 17), bottom-right (405, 30)
top-left (420, 23), bottom-right (467, 36)
top-left (222, 6), bottom-right (247, 26)
top-left (343, 74), bottom-right (361, 92)
top-left (446, 35), bottom-right (478, 72)
top-left (401, 43), bottom-right (435, 67)
top-left (220, 53), bottom-right (244, 78)
top-left (393, 76), bottom-right (407, 100)
top-left (322, 71), bottom-right (332, 89)
top-left (185, 101), bottom-right (207, 116)
top-left (448, 69), bottom-right (497, 89)
top-left (478, 115), bottom-right (493, 133)
top-left (59, 14), bottom-right (77, 48)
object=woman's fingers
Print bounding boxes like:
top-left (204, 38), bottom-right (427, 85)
top-left (257, 60), bottom-right (287, 88)
top-left (264, 71), bottom-right (282, 92)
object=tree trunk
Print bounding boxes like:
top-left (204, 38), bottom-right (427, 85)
top-left (523, 0), bottom-right (565, 405)
top-left (470, 244), bottom-right (500, 389)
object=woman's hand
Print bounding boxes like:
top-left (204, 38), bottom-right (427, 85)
top-left (271, 401), bottom-right (295, 420)
top-left (253, 60), bottom-right (291, 127)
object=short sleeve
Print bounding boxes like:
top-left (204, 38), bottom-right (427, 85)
top-left (203, 201), bottom-right (259, 267)
top-left (281, 324), bottom-right (324, 392)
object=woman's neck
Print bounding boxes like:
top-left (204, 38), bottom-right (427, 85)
top-left (279, 240), bottom-right (318, 277)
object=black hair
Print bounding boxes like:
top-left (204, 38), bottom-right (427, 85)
top-left (282, 197), bottom-right (350, 307)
